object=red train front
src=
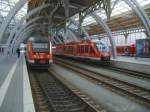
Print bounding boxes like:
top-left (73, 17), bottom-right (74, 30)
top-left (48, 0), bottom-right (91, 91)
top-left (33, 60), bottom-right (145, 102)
top-left (26, 37), bottom-right (53, 68)
top-left (54, 40), bottom-right (111, 61)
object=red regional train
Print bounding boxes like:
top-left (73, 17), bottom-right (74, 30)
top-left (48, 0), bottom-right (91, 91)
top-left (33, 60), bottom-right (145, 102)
top-left (54, 40), bottom-right (111, 61)
top-left (116, 44), bottom-right (136, 56)
top-left (26, 36), bottom-right (53, 68)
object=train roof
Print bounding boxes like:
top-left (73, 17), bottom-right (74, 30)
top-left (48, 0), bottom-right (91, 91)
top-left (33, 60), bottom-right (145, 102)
top-left (55, 40), bottom-right (108, 46)
top-left (28, 36), bottom-right (49, 43)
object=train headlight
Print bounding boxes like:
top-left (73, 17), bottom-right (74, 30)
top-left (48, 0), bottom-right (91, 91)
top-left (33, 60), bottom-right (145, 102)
top-left (49, 60), bottom-right (53, 63)
top-left (29, 59), bottom-right (34, 63)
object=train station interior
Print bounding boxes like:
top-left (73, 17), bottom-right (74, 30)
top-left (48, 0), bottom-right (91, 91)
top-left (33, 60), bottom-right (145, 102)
top-left (0, 0), bottom-right (150, 112)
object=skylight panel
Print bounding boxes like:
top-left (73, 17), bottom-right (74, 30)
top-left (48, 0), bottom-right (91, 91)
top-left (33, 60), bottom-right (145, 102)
top-left (0, 0), bottom-right (27, 21)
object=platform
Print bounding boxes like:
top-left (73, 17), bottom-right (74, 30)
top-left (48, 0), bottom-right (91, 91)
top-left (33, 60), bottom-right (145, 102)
top-left (0, 54), bottom-right (35, 112)
top-left (111, 56), bottom-right (150, 74)
top-left (50, 64), bottom-right (150, 112)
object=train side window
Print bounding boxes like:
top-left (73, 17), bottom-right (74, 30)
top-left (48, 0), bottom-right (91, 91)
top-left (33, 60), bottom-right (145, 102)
top-left (90, 47), bottom-right (94, 53)
top-left (81, 46), bottom-right (84, 53)
top-left (79, 46), bottom-right (82, 53)
top-left (85, 45), bottom-right (88, 53)
top-left (78, 46), bottom-right (80, 53)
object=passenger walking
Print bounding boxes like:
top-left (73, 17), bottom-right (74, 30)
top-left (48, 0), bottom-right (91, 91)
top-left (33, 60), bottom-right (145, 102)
top-left (16, 48), bottom-right (20, 58)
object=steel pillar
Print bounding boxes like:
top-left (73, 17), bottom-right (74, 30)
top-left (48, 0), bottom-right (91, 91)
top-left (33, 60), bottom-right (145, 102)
top-left (48, 5), bottom-right (59, 38)
top-left (63, 0), bottom-right (69, 42)
top-left (51, 36), bottom-right (58, 44)
top-left (91, 12), bottom-right (116, 58)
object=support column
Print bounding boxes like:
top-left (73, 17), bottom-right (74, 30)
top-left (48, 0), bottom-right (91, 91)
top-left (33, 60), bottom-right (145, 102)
top-left (62, 0), bottom-right (69, 43)
top-left (91, 12), bottom-right (116, 58)
top-left (124, 33), bottom-right (129, 44)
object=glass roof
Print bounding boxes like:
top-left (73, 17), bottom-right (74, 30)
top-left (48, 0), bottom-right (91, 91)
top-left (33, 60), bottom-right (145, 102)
top-left (0, 0), bottom-right (27, 24)
top-left (0, 0), bottom-right (150, 29)
top-left (81, 0), bottom-right (150, 26)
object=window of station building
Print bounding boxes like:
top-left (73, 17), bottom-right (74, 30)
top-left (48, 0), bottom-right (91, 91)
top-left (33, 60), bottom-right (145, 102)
top-left (114, 35), bottom-right (125, 45)
top-left (127, 32), bottom-right (146, 44)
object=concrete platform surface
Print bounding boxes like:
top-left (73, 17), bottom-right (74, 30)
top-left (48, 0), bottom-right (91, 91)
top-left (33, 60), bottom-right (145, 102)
top-left (0, 54), bottom-right (35, 112)
top-left (112, 56), bottom-right (150, 65)
top-left (111, 56), bottom-right (150, 74)
top-left (51, 64), bottom-right (150, 112)
top-left (60, 58), bottom-right (150, 90)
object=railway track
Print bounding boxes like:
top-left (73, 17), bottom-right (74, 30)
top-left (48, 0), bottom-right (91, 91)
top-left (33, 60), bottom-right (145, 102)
top-left (55, 57), bottom-right (150, 80)
top-left (55, 59), bottom-right (150, 107)
top-left (29, 70), bottom-right (104, 112)
top-left (95, 64), bottom-right (150, 80)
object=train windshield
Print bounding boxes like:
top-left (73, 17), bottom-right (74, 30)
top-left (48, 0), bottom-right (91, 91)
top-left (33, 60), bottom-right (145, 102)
top-left (32, 43), bottom-right (49, 53)
top-left (96, 42), bottom-right (109, 53)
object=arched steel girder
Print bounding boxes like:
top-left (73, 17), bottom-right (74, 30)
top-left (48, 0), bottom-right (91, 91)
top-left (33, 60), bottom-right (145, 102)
top-left (7, 5), bottom-right (59, 55)
top-left (48, 4), bottom-right (59, 36)
top-left (7, 16), bottom-right (45, 48)
top-left (17, 23), bottom-right (49, 44)
top-left (9, 24), bottom-right (41, 52)
top-left (63, 0), bottom-right (69, 18)
top-left (51, 36), bottom-right (58, 45)
top-left (16, 26), bottom-right (58, 48)
top-left (15, 25), bottom-right (60, 48)
top-left (14, 29), bottom-right (34, 50)
top-left (62, 0), bottom-right (69, 35)
top-left (13, 16), bottom-right (45, 42)
top-left (55, 29), bottom-right (65, 43)
top-left (69, 18), bottom-right (90, 40)
top-left (91, 12), bottom-right (116, 58)
top-left (10, 24), bottom-right (49, 52)
top-left (63, 28), bottom-right (78, 42)
top-left (66, 25), bottom-right (79, 42)
top-left (59, 29), bottom-right (69, 43)
top-left (11, 5), bottom-right (59, 49)
top-left (0, 0), bottom-right (27, 42)
top-left (4, 16), bottom-right (46, 54)
top-left (6, 4), bottom-right (51, 49)
top-left (123, 0), bottom-right (150, 38)
top-left (68, 29), bottom-right (79, 42)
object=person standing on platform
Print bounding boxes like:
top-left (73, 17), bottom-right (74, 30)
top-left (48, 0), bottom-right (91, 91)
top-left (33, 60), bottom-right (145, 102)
top-left (16, 48), bottom-right (20, 58)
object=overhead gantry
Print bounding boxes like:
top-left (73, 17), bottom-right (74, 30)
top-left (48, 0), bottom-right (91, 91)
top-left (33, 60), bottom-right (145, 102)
top-left (0, 0), bottom-right (150, 59)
